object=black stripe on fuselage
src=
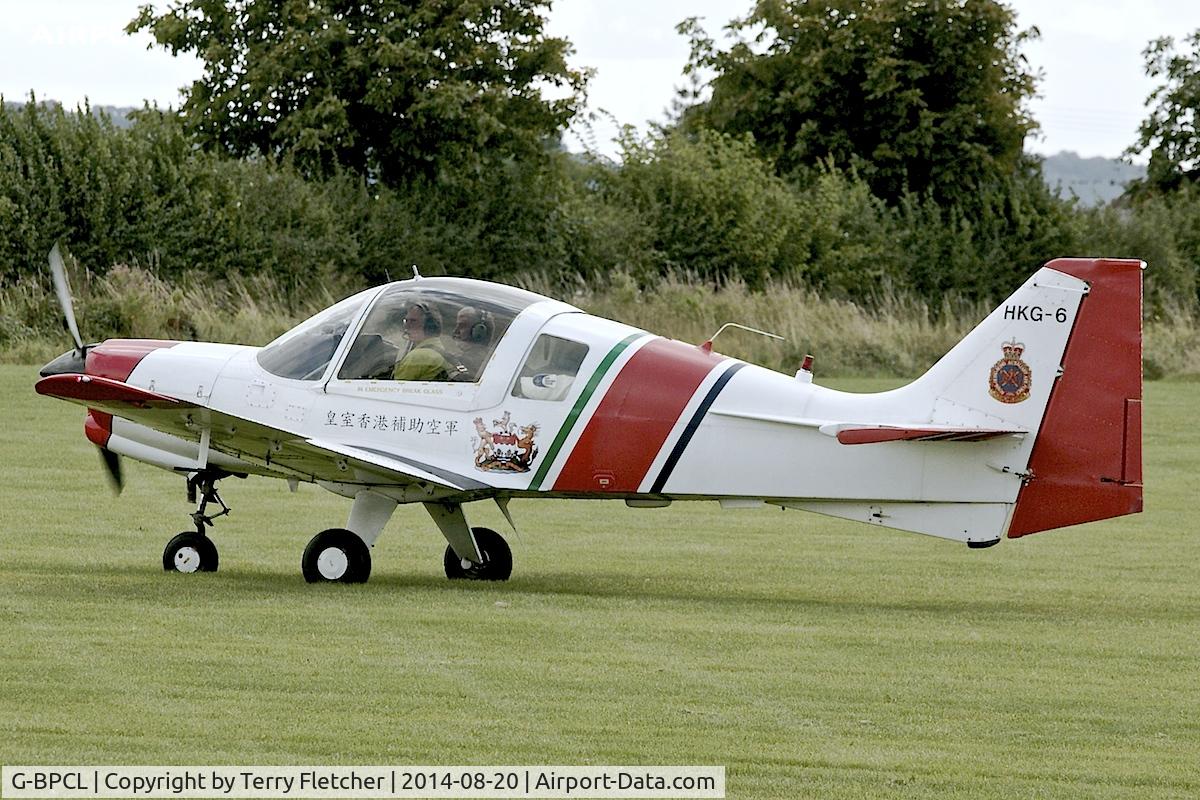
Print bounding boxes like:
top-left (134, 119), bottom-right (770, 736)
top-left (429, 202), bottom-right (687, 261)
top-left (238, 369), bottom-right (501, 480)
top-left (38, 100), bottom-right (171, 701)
top-left (648, 362), bottom-right (746, 494)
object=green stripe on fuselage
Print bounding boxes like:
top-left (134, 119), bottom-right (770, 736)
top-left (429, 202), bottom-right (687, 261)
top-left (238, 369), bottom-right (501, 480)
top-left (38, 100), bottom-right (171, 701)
top-left (528, 333), bottom-right (642, 490)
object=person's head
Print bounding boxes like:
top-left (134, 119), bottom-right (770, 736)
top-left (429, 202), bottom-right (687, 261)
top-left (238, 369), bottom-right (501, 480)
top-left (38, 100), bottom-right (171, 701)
top-left (403, 301), bottom-right (441, 342)
top-left (453, 306), bottom-right (493, 345)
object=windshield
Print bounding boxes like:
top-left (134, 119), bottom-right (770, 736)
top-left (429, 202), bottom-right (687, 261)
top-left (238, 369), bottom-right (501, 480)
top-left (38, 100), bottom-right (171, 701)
top-left (256, 289), bottom-right (373, 380)
top-left (337, 280), bottom-right (541, 382)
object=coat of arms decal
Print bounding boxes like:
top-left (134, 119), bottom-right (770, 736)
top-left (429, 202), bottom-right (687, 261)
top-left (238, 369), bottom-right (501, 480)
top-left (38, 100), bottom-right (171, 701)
top-left (988, 340), bottom-right (1031, 404)
top-left (473, 411), bottom-right (539, 473)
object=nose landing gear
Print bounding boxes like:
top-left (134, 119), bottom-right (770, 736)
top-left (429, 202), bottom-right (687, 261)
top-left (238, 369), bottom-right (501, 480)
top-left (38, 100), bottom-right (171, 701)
top-left (163, 469), bottom-right (232, 574)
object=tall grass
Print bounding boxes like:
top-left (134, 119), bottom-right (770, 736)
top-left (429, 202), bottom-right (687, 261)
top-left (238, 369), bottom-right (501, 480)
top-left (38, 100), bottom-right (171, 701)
top-left (0, 263), bottom-right (356, 364)
top-left (525, 272), bottom-right (989, 377)
top-left (4, 266), bottom-right (1197, 379)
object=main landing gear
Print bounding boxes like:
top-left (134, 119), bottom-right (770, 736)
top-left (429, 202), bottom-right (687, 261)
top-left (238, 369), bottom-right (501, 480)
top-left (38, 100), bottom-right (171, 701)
top-left (302, 528), bottom-right (371, 583)
top-left (298, 496), bottom-right (514, 585)
top-left (443, 527), bottom-right (512, 581)
top-left (163, 469), bottom-right (231, 573)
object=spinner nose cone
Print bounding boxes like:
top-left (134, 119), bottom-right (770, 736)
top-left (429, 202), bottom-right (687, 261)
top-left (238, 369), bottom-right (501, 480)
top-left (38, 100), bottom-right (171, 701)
top-left (39, 347), bottom-right (89, 377)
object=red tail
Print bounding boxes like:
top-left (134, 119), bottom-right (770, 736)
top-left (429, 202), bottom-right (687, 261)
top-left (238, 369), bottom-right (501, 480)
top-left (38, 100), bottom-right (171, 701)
top-left (1007, 258), bottom-right (1144, 537)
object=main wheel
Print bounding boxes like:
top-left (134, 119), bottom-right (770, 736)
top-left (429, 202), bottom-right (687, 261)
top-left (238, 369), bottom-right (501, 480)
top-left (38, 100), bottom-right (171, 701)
top-left (163, 531), bottom-right (219, 573)
top-left (302, 528), bottom-right (371, 583)
top-left (444, 526), bottom-right (512, 581)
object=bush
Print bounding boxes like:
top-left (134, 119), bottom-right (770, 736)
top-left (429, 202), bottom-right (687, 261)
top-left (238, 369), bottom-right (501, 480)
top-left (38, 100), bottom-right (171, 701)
top-left (606, 130), bottom-right (805, 286)
top-left (0, 100), bottom-right (359, 288)
top-left (1077, 188), bottom-right (1200, 310)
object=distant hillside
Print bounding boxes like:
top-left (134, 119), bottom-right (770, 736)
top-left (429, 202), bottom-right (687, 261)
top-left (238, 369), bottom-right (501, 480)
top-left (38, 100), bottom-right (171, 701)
top-left (0, 99), bottom-right (137, 129)
top-left (93, 105), bottom-right (137, 129)
top-left (1041, 151), bottom-right (1145, 206)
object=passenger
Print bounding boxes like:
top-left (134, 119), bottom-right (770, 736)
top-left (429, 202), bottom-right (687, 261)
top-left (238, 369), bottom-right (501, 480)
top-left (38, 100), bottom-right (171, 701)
top-left (451, 306), bottom-right (495, 379)
top-left (392, 302), bottom-right (456, 381)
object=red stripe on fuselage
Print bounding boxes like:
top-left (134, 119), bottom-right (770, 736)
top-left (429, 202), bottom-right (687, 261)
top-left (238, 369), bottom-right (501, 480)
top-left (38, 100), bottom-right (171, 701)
top-left (552, 339), bottom-right (725, 493)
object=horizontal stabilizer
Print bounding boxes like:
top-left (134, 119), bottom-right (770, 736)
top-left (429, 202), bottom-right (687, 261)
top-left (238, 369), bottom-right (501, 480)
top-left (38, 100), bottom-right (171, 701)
top-left (35, 373), bottom-right (198, 410)
top-left (709, 410), bottom-right (1022, 444)
top-left (828, 425), bottom-right (1025, 445)
top-left (784, 500), bottom-right (1011, 545)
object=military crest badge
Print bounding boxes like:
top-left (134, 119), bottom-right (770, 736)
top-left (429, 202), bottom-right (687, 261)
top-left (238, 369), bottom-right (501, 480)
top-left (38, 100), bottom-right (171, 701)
top-left (988, 340), bottom-right (1031, 404)
top-left (472, 411), bottom-right (539, 473)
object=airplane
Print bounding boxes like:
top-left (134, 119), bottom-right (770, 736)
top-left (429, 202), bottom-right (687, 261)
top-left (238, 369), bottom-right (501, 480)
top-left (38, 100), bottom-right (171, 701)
top-left (36, 247), bottom-right (1145, 584)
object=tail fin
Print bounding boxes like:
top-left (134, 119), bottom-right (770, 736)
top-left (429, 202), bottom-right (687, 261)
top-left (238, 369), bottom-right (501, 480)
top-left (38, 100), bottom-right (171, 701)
top-left (899, 258), bottom-right (1144, 537)
top-left (1006, 259), bottom-right (1144, 536)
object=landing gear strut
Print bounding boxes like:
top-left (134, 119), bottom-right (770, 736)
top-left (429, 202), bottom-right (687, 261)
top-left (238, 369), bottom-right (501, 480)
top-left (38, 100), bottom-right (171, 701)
top-left (163, 469), bottom-right (231, 574)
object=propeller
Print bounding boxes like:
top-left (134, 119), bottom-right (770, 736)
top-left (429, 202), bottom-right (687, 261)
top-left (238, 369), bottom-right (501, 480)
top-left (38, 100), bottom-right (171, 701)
top-left (48, 242), bottom-right (84, 354)
top-left (44, 242), bottom-right (125, 495)
top-left (99, 446), bottom-right (125, 494)
top-left (39, 243), bottom-right (91, 377)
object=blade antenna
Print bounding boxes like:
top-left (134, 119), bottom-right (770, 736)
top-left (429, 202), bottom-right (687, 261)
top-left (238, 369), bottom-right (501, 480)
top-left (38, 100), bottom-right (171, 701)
top-left (48, 243), bottom-right (84, 353)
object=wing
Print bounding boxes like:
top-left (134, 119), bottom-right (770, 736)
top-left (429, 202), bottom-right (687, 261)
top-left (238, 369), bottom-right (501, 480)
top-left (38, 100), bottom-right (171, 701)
top-left (36, 374), bottom-right (489, 497)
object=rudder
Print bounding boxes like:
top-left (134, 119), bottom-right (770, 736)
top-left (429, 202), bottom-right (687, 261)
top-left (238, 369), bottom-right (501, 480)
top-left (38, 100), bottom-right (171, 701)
top-left (1007, 258), bottom-right (1145, 536)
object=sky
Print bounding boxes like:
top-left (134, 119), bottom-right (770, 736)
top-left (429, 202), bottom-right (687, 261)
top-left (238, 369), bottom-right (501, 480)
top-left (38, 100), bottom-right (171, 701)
top-left (2, 1), bottom-right (1199, 162)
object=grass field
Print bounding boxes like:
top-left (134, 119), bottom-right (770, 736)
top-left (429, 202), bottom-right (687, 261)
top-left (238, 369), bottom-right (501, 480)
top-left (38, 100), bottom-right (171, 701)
top-left (1, 363), bottom-right (1197, 798)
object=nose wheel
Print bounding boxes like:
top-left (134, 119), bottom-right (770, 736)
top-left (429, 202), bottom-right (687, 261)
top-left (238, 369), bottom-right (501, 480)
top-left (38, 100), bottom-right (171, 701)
top-left (163, 531), bottom-right (219, 573)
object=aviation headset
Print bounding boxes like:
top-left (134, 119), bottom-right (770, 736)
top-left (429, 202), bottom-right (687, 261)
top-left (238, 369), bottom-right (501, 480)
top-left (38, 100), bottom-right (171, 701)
top-left (408, 301), bottom-right (442, 336)
top-left (469, 309), bottom-right (494, 344)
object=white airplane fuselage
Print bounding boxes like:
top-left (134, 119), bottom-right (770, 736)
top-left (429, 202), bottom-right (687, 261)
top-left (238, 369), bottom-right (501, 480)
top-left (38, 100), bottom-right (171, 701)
top-left (38, 259), bottom-right (1145, 581)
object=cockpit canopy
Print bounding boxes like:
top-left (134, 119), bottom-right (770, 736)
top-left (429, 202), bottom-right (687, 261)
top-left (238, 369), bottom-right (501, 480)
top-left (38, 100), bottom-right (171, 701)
top-left (255, 288), bottom-right (374, 381)
top-left (256, 278), bottom-right (549, 382)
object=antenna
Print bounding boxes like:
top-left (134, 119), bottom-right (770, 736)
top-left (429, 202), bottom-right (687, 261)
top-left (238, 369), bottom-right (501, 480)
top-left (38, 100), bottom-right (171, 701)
top-left (411, 264), bottom-right (422, 279)
top-left (700, 322), bottom-right (785, 353)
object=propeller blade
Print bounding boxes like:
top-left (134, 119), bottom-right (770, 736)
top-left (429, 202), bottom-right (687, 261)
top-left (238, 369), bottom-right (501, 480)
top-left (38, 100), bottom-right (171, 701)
top-left (48, 242), bottom-right (84, 353)
top-left (99, 447), bottom-right (124, 495)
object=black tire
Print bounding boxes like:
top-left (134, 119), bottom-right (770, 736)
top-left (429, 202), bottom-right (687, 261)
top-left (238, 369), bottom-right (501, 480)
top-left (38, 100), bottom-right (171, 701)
top-left (444, 526), bottom-right (512, 581)
top-left (302, 528), bottom-right (371, 583)
top-left (163, 531), bottom-right (219, 573)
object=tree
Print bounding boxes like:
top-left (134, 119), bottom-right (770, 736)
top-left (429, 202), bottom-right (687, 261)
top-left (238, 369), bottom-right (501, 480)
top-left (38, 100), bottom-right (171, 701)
top-left (127, 0), bottom-right (588, 185)
top-left (677, 0), bottom-right (1040, 206)
top-left (1127, 31), bottom-right (1200, 194)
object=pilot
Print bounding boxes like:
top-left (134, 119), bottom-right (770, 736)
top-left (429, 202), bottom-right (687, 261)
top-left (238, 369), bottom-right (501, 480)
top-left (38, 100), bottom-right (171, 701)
top-left (451, 306), bottom-right (495, 379)
top-left (392, 302), bottom-right (457, 381)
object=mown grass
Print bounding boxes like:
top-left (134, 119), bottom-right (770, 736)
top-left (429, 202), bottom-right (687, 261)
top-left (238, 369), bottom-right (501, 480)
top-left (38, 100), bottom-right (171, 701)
top-left (1, 366), bottom-right (1198, 799)
top-left (5, 266), bottom-right (1200, 378)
